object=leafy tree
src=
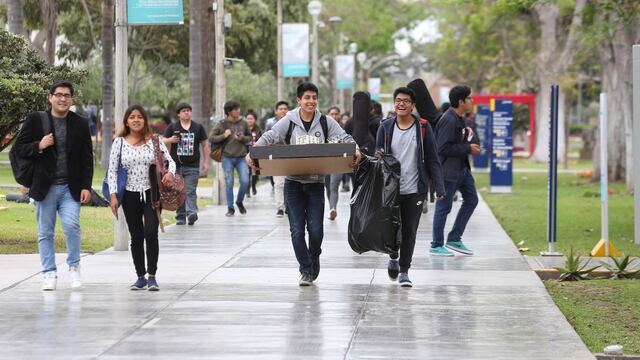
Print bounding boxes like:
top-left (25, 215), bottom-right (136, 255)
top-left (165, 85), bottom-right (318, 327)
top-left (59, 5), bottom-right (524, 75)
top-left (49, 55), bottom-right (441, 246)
top-left (225, 62), bottom-right (277, 114)
top-left (0, 30), bottom-right (85, 151)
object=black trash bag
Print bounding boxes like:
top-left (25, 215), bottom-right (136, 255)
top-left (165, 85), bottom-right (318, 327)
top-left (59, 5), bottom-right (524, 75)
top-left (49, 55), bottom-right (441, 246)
top-left (81, 188), bottom-right (109, 207)
top-left (348, 154), bottom-right (401, 254)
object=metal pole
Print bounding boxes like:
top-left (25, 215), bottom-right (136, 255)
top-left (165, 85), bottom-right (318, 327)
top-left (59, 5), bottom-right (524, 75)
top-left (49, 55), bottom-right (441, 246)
top-left (311, 14), bottom-right (318, 85)
top-left (542, 85), bottom-right (561, 256)
top-left (213, 0), bottom-right (226, 206)
top-left (276, 0), bottom-right (283, 101)
top-left (633, 45), bottom-right (640, 245)
top-left (113, 0), bottom-right (129, 251)
top-left (599, 93), bottom-right (609, 256)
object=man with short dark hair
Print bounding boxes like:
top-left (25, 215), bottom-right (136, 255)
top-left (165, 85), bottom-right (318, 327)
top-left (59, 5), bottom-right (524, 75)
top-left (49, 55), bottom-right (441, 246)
top-left (376, 87), bottom-right (444, 287)
top-left (430, 85), bottom-right (482, 257)
top-left (12, 80), bottom-right (93, 290)
top-left (264, 100), bottom-right (289, 217)
top-left (163, 102), bottom-right (209, 225)
top-left (210, 100), bottom-right (251, 217)
top-left (248, 82), bottom-right (361, 286)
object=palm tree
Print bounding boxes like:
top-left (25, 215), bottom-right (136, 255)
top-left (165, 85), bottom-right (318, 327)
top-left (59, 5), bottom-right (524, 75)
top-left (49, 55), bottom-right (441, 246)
top-left (7, 0), bottom-right (26, 37)
top-left (100, 0), bottom-right (114, 170)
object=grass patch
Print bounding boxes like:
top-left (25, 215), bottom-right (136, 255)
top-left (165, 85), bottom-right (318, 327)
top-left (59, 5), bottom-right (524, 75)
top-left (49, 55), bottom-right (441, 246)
top-left (545, 279), bottom-right (640, 354)
top-left (475, 172), bottom-right (638, 256)
top-left (512, 157), bottom-right (593, 170)
top-left (0, 187), bottom-right (213, 254)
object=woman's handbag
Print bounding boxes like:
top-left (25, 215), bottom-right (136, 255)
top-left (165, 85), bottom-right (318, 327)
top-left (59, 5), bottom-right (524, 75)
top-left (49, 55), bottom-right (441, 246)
top-left (150, 135), bottom-right (186, 211)
top-left (101, 138), bottom-right (127, 206)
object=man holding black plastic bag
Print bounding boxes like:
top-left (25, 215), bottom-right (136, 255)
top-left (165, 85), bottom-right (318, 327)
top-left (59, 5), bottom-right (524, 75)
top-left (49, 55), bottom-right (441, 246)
top-left (374, 87), bottom-right (444, 287)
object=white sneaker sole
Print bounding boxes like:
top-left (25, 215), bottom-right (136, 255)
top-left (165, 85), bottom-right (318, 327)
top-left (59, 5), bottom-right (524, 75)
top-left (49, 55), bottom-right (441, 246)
top-left (71, 282), bottom-right (82, 290)
top-left (429, 251), bottom-right (454, 257)
top-left (400, 282), bottom-right (413, 288)
top-left (445, 245), bottom-right (474, 255)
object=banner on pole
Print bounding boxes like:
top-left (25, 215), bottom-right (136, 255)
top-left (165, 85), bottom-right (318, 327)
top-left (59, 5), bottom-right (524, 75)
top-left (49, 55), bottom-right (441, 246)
top-left (368, 78), bottom-right (381, 101)
top-left (490, 99), bottom-right (513, 193)
top-left (282, 23), bottom-right (309, 77)
top-left (472, 104), bottom-right (491, 170)
top-left (335, 55), bottom-right (355, 90)
top-left (127, 0), bottom-right (184, 25)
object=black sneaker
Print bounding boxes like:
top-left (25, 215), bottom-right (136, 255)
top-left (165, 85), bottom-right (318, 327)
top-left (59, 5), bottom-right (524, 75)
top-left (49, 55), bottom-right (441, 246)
top-left (176, 219), bottom-right (186, 225)
top-left (387, 259), bottom-right (400, 281)
top-left (276, 209), bottom-right (284, 217)
top-left (252, 188), bottom-right (257, 196)
top-left (311, 257), bottom-right (320, 280)
top-left (298, 272), bottom-right (313, 286)
top-left (225, 208), bottom-right (235, 217)
top-left (187, 213), bottom-right (198, 225)
top-left (399, 272), bottom-right (413, 288)
top-left (235, 201), bottom-right (246, 214)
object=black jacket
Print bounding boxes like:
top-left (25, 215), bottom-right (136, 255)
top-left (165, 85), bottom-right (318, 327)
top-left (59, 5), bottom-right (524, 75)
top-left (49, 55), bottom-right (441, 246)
top-left (376, 115), bottom-right (445, 196)
top-left (12, 110), bottom-right (94, 201)
top-left (435, 108), bottom-right (472, 181)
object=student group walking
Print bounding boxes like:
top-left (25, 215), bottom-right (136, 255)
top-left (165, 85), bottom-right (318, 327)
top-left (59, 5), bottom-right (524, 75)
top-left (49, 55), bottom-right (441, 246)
top-left (12, 80), bottom-right (481, 291)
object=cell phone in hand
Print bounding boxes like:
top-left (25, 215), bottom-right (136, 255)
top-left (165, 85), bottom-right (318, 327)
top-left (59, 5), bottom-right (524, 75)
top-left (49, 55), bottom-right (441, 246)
top-left (173, 131), bottom-right (181, 137)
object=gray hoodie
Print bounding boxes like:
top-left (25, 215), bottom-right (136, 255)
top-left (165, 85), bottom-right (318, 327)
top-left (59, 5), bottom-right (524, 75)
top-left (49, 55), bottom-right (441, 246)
top-left (254, 107), bottom-right (356, 183)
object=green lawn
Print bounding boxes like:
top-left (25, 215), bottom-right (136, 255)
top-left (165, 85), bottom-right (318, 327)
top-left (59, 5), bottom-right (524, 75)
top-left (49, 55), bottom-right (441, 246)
top-left (475, 172), bottom-right (637, 256)
top-left (512, 157), bottom-right (593, 170)
top-left (545, 279), bottom-right (640, 354)
top-left (0, 187), bottom-right (212, 254)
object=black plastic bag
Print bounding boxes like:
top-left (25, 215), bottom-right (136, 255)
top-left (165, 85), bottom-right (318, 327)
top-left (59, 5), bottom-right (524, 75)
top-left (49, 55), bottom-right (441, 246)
top-left (348, 154), bottom-right (401, 254)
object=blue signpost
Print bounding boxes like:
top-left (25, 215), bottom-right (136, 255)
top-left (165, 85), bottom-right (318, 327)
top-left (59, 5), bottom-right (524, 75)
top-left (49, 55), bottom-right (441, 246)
top-left (490, 99), bottom-right (513, 193)
top-left (472, 104), bottom-right (491, 171)
top-left (542, 85), bottom-right (562, 256)
top-left (128, 0), bottom-right (184, 25)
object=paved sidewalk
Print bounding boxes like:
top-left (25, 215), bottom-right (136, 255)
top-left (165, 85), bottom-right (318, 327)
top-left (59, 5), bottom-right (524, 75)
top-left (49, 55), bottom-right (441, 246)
top-left (0, 183), bottom-right (594, 359)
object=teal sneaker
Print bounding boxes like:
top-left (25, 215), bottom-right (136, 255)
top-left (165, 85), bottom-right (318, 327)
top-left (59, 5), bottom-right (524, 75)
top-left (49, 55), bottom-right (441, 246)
top-left (446, 241), bottom-right (474, 255)
top-left (429, 246), bottom-right (454, 257)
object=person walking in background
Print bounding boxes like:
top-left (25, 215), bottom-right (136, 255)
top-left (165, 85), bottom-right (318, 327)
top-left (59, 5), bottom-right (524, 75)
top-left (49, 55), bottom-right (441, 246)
top-left (376, 87), bottom-right (444, 287)
top-left (248, 82), bottom-right (361, 286)
top-left (210, 100), bottom-right (251, 217)
top-left (108, 104), bottom-right (176, 291)
top-left (324, 106), bottom-right (343, 221)
top-left (245, 110), bottom-right (262, 197)
top-left (264, 100), bottom-right (289, 217)
top-left (12, 80), bottom-right (93, 291)
top-left (431, 85), bottom-right (482, 257)
top-left (163, 102), bottom-right (209, 226)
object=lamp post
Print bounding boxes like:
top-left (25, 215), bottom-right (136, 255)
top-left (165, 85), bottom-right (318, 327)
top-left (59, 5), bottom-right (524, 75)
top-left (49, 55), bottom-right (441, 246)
top-left (328, 15), bottom-right (341, 105)
top-left (307, 1), bottom-right (322, 85)
top-left (356, 52), bottom-right (367, 89)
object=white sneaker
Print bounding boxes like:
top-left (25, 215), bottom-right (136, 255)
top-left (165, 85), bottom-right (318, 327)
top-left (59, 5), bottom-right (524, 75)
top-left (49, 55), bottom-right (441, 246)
top-left (69, 265), bottom-right (82, 289)
top-left (41, 271), bottom-right (57, 291)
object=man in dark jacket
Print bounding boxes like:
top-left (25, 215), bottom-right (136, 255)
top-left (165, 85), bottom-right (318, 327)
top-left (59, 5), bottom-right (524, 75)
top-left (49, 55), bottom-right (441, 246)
top-left (376, 87), bottom-right (445, 287)
top-left (430, 85), bottom-right (482, 257)
top-left (12, 80), bottom-right (94, 290)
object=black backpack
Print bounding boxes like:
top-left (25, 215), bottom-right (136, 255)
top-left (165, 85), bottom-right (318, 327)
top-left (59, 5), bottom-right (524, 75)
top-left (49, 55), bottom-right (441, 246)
top-left (9, 111), bottom-right (51, 187)
top-left (284, 114), bottom-right (329, 144)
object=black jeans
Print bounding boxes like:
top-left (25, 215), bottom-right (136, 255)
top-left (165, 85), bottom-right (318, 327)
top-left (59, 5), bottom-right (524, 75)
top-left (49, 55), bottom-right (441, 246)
top-left (391, 193), bottom-right (425, 273)
top-left (122, 189), bottom-right (159, 277)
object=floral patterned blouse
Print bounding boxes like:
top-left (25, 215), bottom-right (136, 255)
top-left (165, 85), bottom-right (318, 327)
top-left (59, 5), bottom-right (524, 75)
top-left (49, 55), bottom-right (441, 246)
top-left (107, 136), bottom-right (176, 195)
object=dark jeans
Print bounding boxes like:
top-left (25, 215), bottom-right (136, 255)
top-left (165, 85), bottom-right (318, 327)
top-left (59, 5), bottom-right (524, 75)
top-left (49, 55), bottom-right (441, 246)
top-left (285, 180), bottom-right (324, 274)
top-left (431, 168), bottom-right (479, 248)
top-left (122, 189), bottom-right (159, 277)
top-left (176, 165), bottom-right (199, 221)
top-left (390, 193), bottom-right (425, 273)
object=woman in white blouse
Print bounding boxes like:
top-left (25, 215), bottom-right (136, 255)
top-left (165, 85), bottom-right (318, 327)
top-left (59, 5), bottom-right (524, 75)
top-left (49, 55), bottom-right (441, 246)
top-left (108, 104), bottom-right (175, 291)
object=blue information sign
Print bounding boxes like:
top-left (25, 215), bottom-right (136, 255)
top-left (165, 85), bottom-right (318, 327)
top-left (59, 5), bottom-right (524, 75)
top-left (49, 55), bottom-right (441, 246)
top-left (128, 0), bottom-right (184, 25)
top-left (472, 105), bottom-right (491, 170)
top-left (490, 99), bottom-right (513, 193)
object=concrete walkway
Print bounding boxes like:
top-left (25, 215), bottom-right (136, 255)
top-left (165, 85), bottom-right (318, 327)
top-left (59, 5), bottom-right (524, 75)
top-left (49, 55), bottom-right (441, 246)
top-left (0, 183), bottom-right (594, 359)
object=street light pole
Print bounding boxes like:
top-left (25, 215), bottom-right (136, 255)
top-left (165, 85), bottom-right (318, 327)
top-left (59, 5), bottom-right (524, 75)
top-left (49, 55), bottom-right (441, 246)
top-left (307, 1), bottom-right (321, 85)
top-left (328, 16), bottom-right (341, 106)
top-left (276, 0), bottom-right (283, 101)
top-left (213, 1), bottom-right (226, 206)
top-left (113, 0), bottom-right (129, 251)
top-left (633, 45), bottom-right (640, 245)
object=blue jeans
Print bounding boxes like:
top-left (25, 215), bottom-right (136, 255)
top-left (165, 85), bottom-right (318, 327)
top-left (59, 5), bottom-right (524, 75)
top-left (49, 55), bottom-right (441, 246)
top-left (431, 168), bottom-right (479, 248)
top-left (222, 156), bottom-right (249, 209)
top-left (176, 165), bottom-right (200, 220)
top-left (285, 180), bottom-right (324, 274)
top-left (35, 184), bottom-right (81, 273)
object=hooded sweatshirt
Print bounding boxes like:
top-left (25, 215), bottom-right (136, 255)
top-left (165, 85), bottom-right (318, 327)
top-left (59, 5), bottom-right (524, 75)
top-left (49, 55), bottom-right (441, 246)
top-left (254, 107), bottom-right (356, 184)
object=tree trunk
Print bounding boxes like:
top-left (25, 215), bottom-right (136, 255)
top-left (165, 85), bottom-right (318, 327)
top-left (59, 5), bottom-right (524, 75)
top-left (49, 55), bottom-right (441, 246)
top-left (100, 0), bottom-right (114, 170)
top-left (40, 0), bottom-right (57, 64)
top-left (201, 4), bottom-right (214, 133)
top-left (7, 0), bottom-right (25, 37)
top-left (189, 0), bottom-right (204, 127)
top-left (530, 0), bottom-right (586, 162)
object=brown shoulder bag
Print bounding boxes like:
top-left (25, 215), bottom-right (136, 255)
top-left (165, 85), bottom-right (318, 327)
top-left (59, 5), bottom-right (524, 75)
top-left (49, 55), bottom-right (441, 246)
top-left (150, 135), bottom-right (186, 231)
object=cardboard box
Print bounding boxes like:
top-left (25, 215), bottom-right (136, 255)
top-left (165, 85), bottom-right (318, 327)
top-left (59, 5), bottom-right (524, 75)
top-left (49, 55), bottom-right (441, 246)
top-left (250, 143), bottom-right (356, 176)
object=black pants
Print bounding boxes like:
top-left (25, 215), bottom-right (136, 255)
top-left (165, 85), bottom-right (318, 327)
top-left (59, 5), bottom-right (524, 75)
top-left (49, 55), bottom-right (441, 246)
top-left (391, 193), bottom-right (425, 273)
top-left (122, 189), bottom-right (159, 277)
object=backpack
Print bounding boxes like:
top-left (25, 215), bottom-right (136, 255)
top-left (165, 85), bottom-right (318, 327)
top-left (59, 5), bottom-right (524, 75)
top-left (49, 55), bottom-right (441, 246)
top-left (284, 115), bottom-right (329, 144)
top-left (9, 111), bottom-right (51, 187)
top-left (209, 121), bottom-right (229, 162)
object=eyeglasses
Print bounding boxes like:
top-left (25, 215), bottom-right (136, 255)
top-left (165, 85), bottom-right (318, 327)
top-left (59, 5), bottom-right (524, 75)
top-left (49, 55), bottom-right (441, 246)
top-left (52, 93), bottom-right (72, 99)
top-left (394, 98), bottom-right (413, 105)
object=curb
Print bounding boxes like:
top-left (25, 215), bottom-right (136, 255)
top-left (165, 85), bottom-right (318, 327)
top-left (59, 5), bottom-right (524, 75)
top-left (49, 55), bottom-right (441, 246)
top-left (595, 355), bottom-right (640, 360)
